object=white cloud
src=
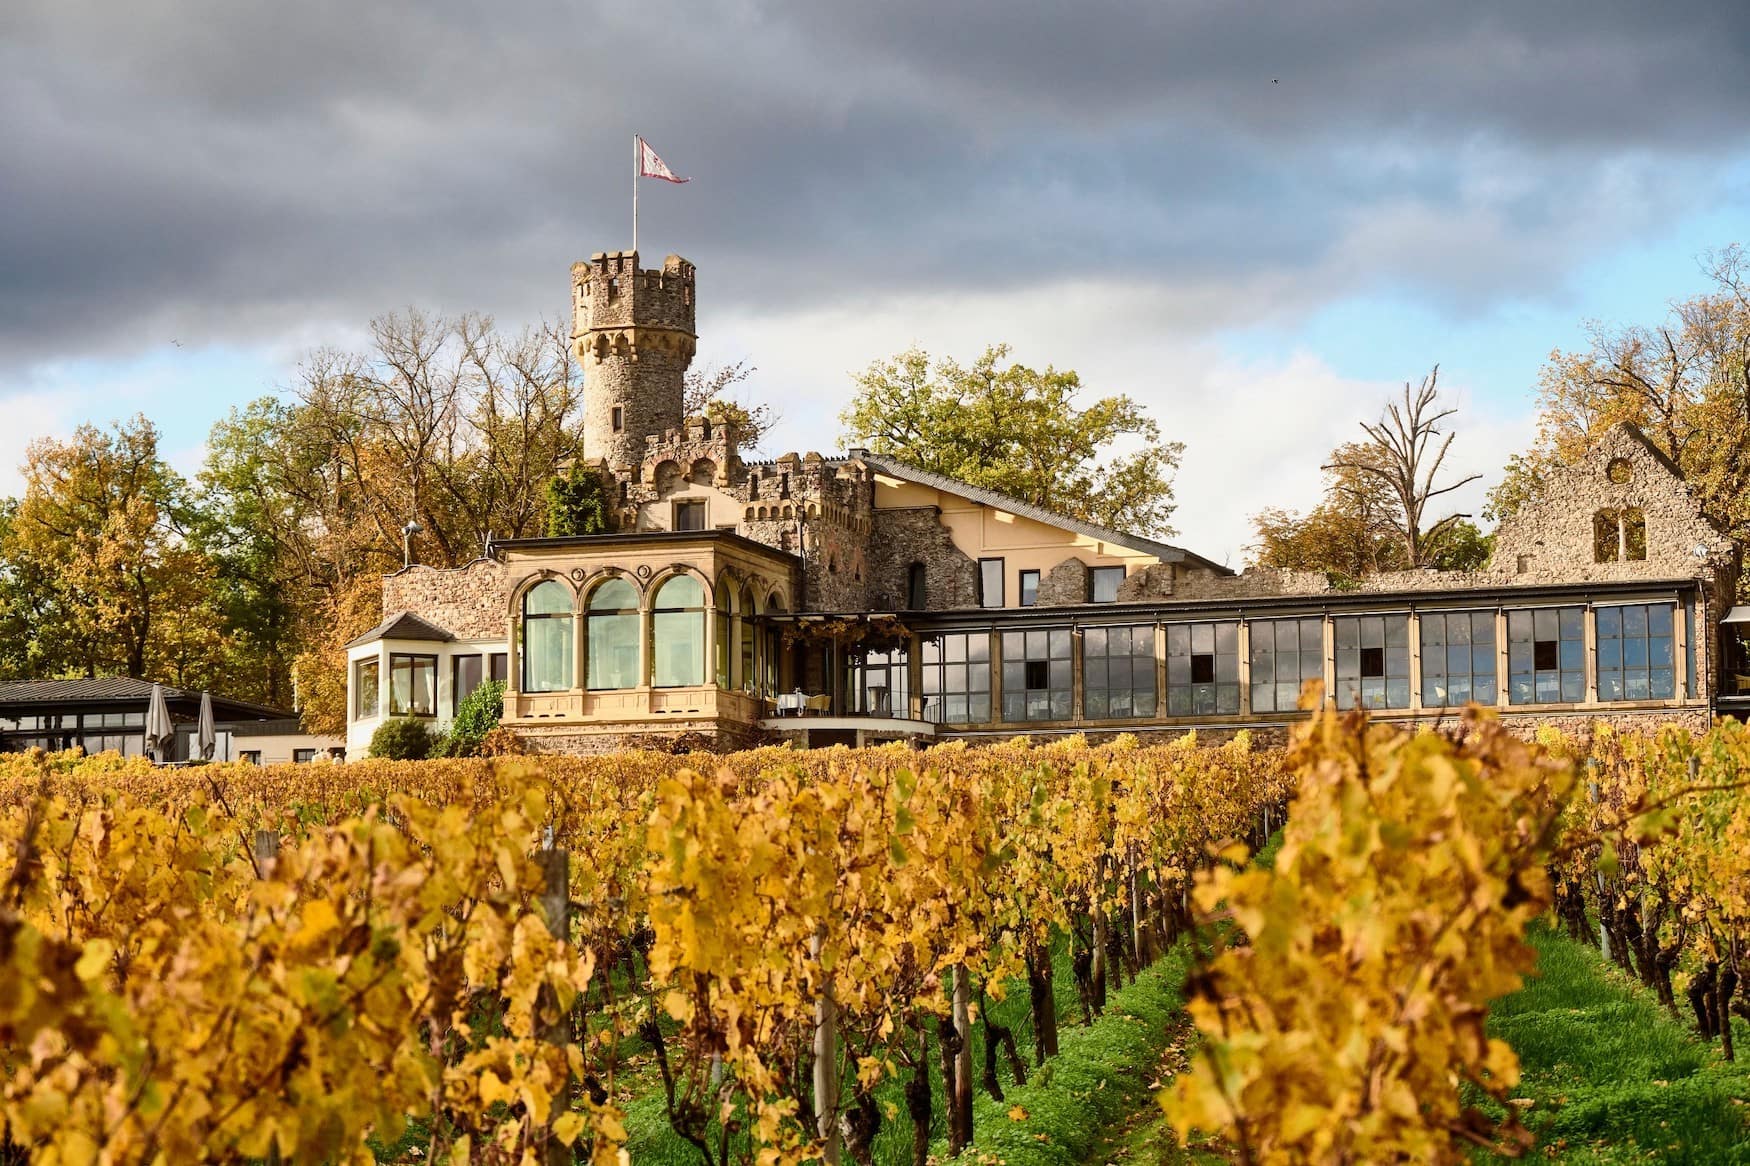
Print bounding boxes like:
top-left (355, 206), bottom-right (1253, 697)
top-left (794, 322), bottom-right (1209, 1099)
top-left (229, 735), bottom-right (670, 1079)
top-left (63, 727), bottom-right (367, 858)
top-left (0, 389), bottom-right (82, 497)
top-left (705, 279), bottom-right (1538, 566)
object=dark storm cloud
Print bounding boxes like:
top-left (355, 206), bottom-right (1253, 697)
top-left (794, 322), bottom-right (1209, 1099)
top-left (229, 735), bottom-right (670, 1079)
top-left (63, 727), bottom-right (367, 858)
top-left (2, 0), bottom-right (1748, 365)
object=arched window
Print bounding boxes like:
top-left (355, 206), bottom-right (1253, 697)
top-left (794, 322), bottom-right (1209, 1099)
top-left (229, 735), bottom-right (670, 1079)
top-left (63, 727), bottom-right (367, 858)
top-left (762, 592), bottom-right (785, 696)
top-left (1594, 508), bottom-right (1649, 563)
top-left (586, 578), bottom-right (640, 690)
top-left (652, 575), bottom-right (707, 688)
top-left (739, 584), bottom-right (759, 692)
top-left (907, 562), bottom-right (927, 610)
top-left (521, 580), bottom-right (574, 693)
top-left (1593, 509), bottom-right (1620, 562)
top-left (714, 579), bottom-right (733, 688)
top-left (1622, 508), bottom-right (1646, 561)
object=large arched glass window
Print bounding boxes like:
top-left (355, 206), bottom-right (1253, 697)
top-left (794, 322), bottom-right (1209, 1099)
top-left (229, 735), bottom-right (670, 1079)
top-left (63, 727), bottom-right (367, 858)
top-left (652, 575), bottom-right (707, 688)
top-left (521, 580), bottom-right (574, 693)
top-left (587, 578), bottom-right (641, 690)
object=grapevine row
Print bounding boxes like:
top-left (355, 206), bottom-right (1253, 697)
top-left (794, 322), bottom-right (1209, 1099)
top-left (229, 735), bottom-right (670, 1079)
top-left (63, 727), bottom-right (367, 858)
top-left (0, 733), bottom-right (1291, 1165)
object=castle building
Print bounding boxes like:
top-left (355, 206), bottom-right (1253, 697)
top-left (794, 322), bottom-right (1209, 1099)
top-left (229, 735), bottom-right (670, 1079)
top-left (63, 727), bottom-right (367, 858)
top-left (343, 249), bottom-right (1745, 757)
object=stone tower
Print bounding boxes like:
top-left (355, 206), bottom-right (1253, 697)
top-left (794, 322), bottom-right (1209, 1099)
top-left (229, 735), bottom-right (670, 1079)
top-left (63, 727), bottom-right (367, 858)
top-left (571, 250), bottom-right (697, 468)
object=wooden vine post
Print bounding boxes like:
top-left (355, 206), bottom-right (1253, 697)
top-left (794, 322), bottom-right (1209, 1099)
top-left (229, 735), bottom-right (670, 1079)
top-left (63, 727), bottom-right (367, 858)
top-left (536, 845), bottom-right (573, 1166)
top-left (253, 829), bottom-right (279, 877)
top-left (252, 829), bottom-right (284, 1166)
top-left (811, 927), bottom-right (841, 1163)
top-left (951, 964), bottom-right (973, 1150)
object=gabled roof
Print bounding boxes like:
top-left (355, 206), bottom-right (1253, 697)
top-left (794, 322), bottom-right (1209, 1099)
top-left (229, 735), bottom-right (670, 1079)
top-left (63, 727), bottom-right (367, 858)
top-left (850, 451), bottom-right (1233, 575)
top-left (345, 611), bottom-right (455, 649)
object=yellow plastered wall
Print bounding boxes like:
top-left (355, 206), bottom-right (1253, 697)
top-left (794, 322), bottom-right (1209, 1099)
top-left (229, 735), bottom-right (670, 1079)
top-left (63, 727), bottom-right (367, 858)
top-left (872, 474), bottom-right (1160, 606)
top-left (636, 481), bottom-right (746, 531)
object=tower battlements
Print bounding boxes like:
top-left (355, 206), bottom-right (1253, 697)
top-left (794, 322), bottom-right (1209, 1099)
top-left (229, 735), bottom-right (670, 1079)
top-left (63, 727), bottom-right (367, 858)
top-left (573, 249), bottom-right (698, 467)
top-left (571, 250), bottom-right (695, 340)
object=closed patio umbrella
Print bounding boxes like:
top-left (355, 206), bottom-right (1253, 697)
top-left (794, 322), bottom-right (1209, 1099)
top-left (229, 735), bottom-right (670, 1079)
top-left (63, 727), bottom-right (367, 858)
top-left (197, 691), bottom-right (216, 761)
top-left (144, 682), bottom-right (174, 764)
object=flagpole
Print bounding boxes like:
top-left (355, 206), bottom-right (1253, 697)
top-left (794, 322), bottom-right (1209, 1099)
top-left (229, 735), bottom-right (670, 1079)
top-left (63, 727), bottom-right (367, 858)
top-left (632, 134), bottom-right (639, 254)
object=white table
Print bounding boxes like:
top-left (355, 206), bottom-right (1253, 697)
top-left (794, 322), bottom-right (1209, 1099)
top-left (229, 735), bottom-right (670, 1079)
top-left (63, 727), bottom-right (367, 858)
top-left (776, 692), bottom-right (807, 716)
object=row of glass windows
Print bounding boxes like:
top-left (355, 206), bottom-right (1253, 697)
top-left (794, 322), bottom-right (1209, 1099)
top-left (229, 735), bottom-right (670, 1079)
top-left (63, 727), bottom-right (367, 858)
top-left (907, 603), bottom-right (1683, 725)
top-left (355, 652), bottom-right (508, 721)
top-left (517, 576), bottom-right (782, 698)
top-left (977, 559), bottom-right (1129, 608)
top-left (0, 710), bottom-right (145, 732)
top-left (2, 732), bottom-right (146, 757)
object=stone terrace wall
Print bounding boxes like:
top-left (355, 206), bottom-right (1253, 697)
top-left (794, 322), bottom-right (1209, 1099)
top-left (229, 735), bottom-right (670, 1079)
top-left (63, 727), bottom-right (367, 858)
top-left (381, 558), bottom-right (511, 640)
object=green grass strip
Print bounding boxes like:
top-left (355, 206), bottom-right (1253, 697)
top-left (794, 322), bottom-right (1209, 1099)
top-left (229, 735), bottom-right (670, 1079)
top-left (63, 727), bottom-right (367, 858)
top-left (942, 944), bottom-right (1192, 1166)
top-left (1476, 927), bottom-right (1750, 1165)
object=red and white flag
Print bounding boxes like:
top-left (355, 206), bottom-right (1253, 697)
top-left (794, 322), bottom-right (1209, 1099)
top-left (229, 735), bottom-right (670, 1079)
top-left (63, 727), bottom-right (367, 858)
top-left (637, 136), bottom-right (690, 184)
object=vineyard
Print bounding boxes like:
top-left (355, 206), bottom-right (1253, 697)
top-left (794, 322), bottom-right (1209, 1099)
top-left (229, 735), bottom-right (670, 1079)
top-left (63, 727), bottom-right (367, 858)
top-left (2, 708), bottom-right (1749, 1164)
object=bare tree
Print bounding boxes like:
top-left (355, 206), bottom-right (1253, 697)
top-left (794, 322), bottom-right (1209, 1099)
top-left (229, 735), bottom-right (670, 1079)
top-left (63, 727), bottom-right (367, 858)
top-left (1327, 366), bottom-right (1481, 568)
top-left (683, 360), bottom-right (778, 450)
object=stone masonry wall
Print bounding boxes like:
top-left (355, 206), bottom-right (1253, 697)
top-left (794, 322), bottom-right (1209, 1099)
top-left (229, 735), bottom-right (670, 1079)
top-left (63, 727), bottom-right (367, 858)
top-left (381, 558), bottom-right (511, 639)
top-left (1493, 422), bottom-right (1736, 586)
top-left (574, 251), bottom-right (696, 468)
top-left (1035, 557), bottom-right (1090, 606)
top-left (867, 508), bottom-right (979, 611)
top-left (1117, 564), bottom-right (1332, 602)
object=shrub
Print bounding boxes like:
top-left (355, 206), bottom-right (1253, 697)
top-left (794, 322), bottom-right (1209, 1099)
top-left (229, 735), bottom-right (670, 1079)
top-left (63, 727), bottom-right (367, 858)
top-left (368, 717), bottom-right (436, 760)
top-left (477, 726), bottom-right (525, 757)
top-left (443, 680), bottom-right (505, 758)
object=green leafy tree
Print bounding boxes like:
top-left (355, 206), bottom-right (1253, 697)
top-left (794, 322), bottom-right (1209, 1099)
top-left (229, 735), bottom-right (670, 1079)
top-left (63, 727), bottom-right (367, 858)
top-left (840, 344), bottom-right (1182, 537)
top-left (1421, 518), bottom-right (1494, 572)
top-left (545, 464), bottom-right (613, 537)
top-left (1252, 438), bottom-right (1492, 583)
top-left (199, 311), bottom-right (585, 723)
top-left (1251, 442), bottom-right (1406, 582)
top-left (3, 417), bottom-right (229, 684)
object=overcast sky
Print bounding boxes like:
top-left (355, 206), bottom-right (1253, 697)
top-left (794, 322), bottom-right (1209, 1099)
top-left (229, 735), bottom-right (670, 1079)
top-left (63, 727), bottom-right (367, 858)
top-left (5, 1), bottom-right (1749, 562)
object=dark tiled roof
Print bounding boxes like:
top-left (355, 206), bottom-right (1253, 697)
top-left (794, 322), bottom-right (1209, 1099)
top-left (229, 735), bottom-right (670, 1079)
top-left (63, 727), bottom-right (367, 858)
top-left (851, 452), bottom-right (1233, 575)
top-left (0, 677), bottom-right (161, 703)
top-left (0, 678), bottom-right (293, 721)
top-left (344, 611), bottom-right (455, 649)
top-left (219, 717), bottom-right (310, 737)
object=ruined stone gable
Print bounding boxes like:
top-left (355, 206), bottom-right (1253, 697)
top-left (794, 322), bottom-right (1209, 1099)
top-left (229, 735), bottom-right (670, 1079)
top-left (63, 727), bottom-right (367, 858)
top-left (1494, 421), bottom-right (1737, 590)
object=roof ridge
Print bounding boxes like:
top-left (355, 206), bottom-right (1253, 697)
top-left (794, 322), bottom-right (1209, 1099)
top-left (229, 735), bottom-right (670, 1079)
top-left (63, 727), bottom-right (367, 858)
top-left (854, 452), bottom-right (1231, 575)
